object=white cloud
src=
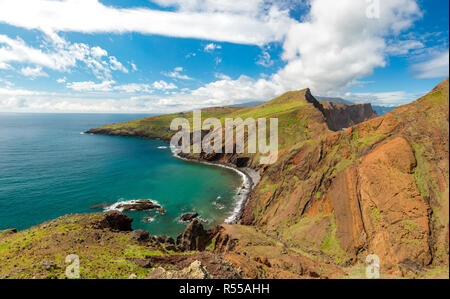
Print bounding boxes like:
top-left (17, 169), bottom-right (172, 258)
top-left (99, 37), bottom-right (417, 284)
top-left (114, 83), bottom-right (151, 93)
top-left (0, 61), bottom-right (12, 69)
top-left (64, 80), bottom-right (179, 93)
top-left (0, 34), bottom-right (128, 80)
top-left (0, 78), bottom-right (14, 87)
top-left (275, 0), bottom-right (422, 94)
top-left (66, 80), bottom-right (115, 92)
top-left (163, 67), bottom-right (193, 80)
top-left (56, 77), bottom-right (67, 84)
top-left (256, 48), bottom-right (273, 67)
top-left (152, 0), bottom-right (264, 14)
top-left (20, 66), bottom-right (49, 78)
top-left (91, 46), bottom-right (108, 58)
top-left (66, 80), bottom-right (155, 93)
top-left (214, 73), bottom-right (231, 80)
top-left (0, 86), bottom-right (44, 96)
top-left (152, 80), bottom-right (178, 90)
top-left (204, 43), bottom-right (221, 52)
top-left (386, 39), bottom-right (424, 55)
top-left (0, 0), bottom-right (292, 46)
top-left (109, 56), bottom-right (128, 73)
top-left (411, 49), bottom-right (449, 79)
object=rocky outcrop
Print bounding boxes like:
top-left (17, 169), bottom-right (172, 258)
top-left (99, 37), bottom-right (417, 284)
top-left (176, 220), bottom-right (210, 251)
top-left (208, 224), bottom-right (345, 278)
top-left (131, 229), bottom-right (151, 242)
top-left (322, 102), bottom-right (378, 131)
top-left (115, 200), bottom-right (161, 211)
top-left (301, 89), bottom-right (377, 132)
top-left (147, 260), bottom-right (210, 279)
top-left (101, 211), bottom-right (133, 231)
top-left (142, 253), bottom-right (242, 279)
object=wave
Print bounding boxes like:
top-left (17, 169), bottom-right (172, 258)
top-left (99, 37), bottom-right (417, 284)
top-left (170, 144), bottom-right (182, 157)
top-left (157, 146), bottom-right (168, 149)
top-left (212, 200), bottom-right (225, 210)
top-left (143, 216), bottom-right (156, 223)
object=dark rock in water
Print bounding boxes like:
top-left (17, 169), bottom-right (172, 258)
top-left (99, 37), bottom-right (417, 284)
top-left (104, 211), bottom-right (133, 231)
top-left (116, 200), bottom-right (161, 211)
top-left (89, 203), bottom-right (111, 210)
top-left (177, 220), bottom-right (209, 251)
top-left (157, 208), bottom-right (166, 215)
top-left (131, 229), bottom-right (150, 242)
top-left (180, 212), bottom-right (199, 222)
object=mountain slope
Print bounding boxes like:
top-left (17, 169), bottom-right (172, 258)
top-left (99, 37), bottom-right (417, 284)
top-left (243, 79), bottom-right (449, 274)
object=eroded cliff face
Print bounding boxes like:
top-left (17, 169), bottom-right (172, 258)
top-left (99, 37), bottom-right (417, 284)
top-left (322, 102), bottom-right (378, 131)
top-left (243, 79), bottom-right (449, 274)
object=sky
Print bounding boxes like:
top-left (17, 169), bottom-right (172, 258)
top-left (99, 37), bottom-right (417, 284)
top-left (0, 0), bottom-right (448, 113)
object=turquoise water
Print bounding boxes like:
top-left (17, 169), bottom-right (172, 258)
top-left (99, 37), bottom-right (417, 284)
top-left (0, 113), bottom-right (242, 237)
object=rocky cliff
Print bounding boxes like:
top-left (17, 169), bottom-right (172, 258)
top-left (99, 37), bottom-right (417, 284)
top-left (242, 79), bottom-right (449, 275)
top-left (321, 102), bottom-right (378, 131)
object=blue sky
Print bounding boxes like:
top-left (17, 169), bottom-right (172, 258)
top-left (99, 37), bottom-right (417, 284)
top-left (0, 0), bottom-right (448, 113)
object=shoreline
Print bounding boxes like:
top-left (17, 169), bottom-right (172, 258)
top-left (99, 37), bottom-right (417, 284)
top-left (169, 146), bottom-right (260, 224)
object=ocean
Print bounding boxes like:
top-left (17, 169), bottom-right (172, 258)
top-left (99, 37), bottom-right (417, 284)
top-left (0, 113), bottom-right (242, 237)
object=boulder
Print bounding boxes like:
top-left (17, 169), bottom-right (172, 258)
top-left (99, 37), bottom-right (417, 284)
top-left (156, 235), bottom-right (168, 244)
top-left (147, 261), bottom-right (209, 279)
top-left (164, 244), bottom-right (177, 252)
top-left (104, 211), bottom-right (133, 231)
top-left (131, 229), bottom-right (150, 242)
top-left (131, 258), bottom-right (153, 268)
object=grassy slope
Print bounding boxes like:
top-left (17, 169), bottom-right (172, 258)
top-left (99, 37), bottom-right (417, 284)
top-left (0, 214), bottom-right (177, 279)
